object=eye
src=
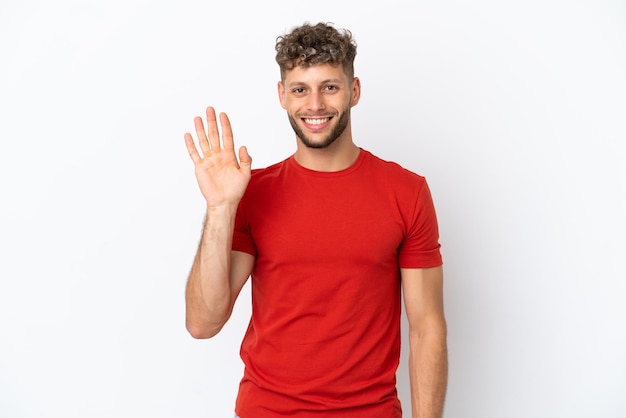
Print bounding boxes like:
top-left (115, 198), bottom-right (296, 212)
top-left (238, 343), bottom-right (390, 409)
top-left (323, 85), bottom-right (338, 92)
top-left (292, 87), bottom-right (306, 95)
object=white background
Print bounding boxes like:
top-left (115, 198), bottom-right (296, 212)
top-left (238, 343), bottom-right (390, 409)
top-left (1, 0), bottom-right (625, 417)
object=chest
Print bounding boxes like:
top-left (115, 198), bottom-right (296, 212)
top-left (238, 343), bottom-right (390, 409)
top-left (248, 176), bottom-right (406, 267)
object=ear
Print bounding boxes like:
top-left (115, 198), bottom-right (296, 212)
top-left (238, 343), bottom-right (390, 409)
top-left (278, 81), bottom-right (287, 109)
top-left (350, 77), bottom-right (361, 107)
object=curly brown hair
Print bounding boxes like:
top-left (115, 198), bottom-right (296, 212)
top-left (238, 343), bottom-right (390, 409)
top-left (275, 22), bottom-right (357, 80)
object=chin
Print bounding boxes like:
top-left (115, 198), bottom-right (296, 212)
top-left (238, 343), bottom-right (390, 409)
top-left (300, 136), bottom-right (338, 149)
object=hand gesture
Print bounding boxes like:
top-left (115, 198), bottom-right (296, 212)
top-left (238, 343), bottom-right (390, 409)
top-left (184, 106), bottom-right (252, 208)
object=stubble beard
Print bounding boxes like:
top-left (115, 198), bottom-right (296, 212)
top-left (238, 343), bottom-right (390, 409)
top-left (288, 106), bottom-right (351, 149)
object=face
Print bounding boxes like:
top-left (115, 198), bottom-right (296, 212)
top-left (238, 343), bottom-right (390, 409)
top-left (278, 64), bottom-right (360, 149)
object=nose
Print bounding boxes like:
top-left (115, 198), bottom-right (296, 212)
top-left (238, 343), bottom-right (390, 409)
top-left (307, 91), bottom-right (326, 112)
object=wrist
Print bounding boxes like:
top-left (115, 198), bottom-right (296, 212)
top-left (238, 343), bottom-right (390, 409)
top-left (204, 203), bottom-right (238, 223)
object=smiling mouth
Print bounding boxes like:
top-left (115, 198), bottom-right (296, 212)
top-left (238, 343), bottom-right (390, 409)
top-left (302, 117), bottom-right (332, 125)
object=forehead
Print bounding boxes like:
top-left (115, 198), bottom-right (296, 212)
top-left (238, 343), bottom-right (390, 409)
top-left (283, 63), bottom-right (349, 86)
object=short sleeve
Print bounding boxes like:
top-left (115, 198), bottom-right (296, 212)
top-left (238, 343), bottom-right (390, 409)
top-left (398, 179), bottom-right (443, 268)
top-left (232, 193), bottom-right (257, 256)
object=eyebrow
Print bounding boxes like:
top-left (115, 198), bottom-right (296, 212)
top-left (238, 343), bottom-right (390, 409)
top-left (286, 78), bottom-right (344, 88)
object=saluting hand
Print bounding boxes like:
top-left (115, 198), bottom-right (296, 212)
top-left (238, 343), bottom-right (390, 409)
top-left (184, 106), bottom-right (252, 208)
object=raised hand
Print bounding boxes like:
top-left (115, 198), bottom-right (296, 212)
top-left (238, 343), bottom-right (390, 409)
top-left (184, 106), bottom-right (252, 208)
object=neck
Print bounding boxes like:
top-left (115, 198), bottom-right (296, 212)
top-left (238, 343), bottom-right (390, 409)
top-left (293, 139), bottom-right (360, 172)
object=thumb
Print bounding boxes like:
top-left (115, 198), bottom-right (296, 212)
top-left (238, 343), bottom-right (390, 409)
top-left (239, 146), bottom-right (252, 169)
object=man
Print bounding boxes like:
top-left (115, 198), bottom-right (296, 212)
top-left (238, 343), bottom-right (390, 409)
top-left (184, 22), bottom-right (447, 418)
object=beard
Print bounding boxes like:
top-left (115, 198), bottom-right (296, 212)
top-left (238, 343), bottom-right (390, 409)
top-left (287, 106), bottom-right (351, 149)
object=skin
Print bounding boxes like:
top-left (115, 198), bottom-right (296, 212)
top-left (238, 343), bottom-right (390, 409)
top-left (184, 63), bottom-right (448, 418)
top-left (402, 267), bottom-right (448, 418)
top-left (183, 108), bottom-right (253, 338)
top-left (277, 64), bottom-right (361, 171)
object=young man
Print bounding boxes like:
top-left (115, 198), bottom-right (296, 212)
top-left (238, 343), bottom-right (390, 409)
top-left (184, 22), bottom-right (448, 418)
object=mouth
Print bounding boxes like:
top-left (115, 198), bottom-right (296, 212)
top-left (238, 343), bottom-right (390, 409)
top-left (302, 116), bottom-right (332, 130)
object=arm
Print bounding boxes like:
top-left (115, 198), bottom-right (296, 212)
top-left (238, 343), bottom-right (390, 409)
top-left (185, 231), bottom-right (254, 339)
top-left (401, 266), bottom-right (448, 418)
top-left (183, 106), bottom-right (253, 339)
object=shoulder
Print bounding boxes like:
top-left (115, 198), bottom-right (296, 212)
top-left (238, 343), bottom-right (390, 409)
top-left (361, 149), bottom-right (427, 188)
top-left (241, 157), bottom-right (291, 203)
top-left (249, 157), bottom-right (290, 183)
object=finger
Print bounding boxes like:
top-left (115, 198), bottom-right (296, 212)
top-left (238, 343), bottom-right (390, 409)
top-left (238, 146), bottom-right (252, 172)
top-left (205, 106), bottom-right (221, 151)
top-left (193, 116), bottom-right (210, 156)
top-left (184, 133), bottom-right (202, 164)
top-left (219, 112), bottom-right (234, 152)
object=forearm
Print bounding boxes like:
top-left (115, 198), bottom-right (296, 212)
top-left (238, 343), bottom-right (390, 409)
top-left (408, 330), bottom-right (448, 418)
top-left (185, 204), bottom-right (238, 338)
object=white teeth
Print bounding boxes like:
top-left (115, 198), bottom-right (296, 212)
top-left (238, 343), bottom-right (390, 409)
top-left (304, 118), bottom-right (329, 125)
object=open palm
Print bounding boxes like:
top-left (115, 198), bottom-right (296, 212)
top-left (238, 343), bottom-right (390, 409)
top-left (184, 106), bottom-right (252, 207)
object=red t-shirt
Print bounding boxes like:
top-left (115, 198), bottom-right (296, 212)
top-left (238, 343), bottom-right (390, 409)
top-left (232, 149), bottom-right (442, 418)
